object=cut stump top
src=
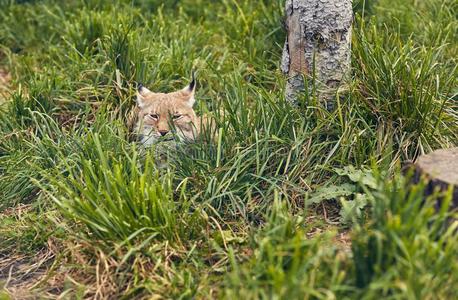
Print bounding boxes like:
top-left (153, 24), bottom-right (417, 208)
top-left (416, 147), bottom-right (458, 185)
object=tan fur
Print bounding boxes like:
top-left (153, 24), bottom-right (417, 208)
top-left (134, 82), bottom-right (202, 146)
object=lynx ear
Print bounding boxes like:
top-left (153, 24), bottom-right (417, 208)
top-left (182, 72), bottom-right (196, 107)
top-left (136, 83), bottom-right (153, 108)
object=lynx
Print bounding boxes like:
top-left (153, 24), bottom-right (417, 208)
top-left (134, 75), bottom-right (201, 146)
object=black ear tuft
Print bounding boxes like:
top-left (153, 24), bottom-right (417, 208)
top-left (188, 71), bottom-right (196, 92)
top-left (137, 83), bottom-right (143, 92)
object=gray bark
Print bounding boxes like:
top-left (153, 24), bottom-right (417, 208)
top-left (281, 0), bottom-right (353, 109)
top-left (414, 148), bottom-right (458, 211)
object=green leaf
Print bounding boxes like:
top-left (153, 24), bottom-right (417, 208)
top-left (334, 166), bottom-right (377, 189)
top-left (339, 193), bottom-right (369, 224)
top-left (307, 183), bottom-right (357, 204)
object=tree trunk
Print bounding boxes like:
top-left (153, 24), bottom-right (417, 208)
top-left (281, 0), bottom-right (353, 109)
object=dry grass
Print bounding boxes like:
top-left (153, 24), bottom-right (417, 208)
top-left (0, 68), bottom-right (11, 103)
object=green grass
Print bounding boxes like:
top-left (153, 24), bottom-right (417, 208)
top-left (351, 171), bottom-right (458, 299)
top-left (0, 0), bottom-right (457, 298)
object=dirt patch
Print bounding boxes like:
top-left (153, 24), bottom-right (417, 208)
top-left (0, 248), bottom-right (54, 299)
top-left (0, 205), bottom-right (62, 299)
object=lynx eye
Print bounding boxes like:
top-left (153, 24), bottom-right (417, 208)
top-left (172, 114), bottom-right (183, 120)
top-left (148, 114), bottom-right (159, 120)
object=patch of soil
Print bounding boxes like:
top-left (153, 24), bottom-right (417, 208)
top-left (0, 249), bottom-right (54, 299)
top-left (305, 200), bottom-right (353, 253)
top-left (0, 206), bottom-right (63, 299)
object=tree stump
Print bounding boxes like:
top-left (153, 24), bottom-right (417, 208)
top-left (415, 147), bottom-right (458, 211)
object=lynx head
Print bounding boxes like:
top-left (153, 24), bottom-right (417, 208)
top-left (135, 74), bottom-right (199, 146)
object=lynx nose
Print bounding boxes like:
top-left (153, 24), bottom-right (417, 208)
top-left (158, 130), bottom-right (169, 137)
